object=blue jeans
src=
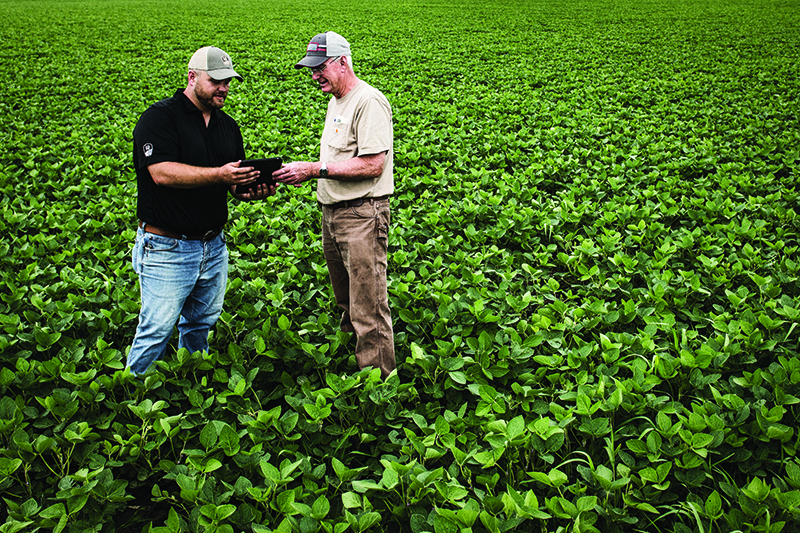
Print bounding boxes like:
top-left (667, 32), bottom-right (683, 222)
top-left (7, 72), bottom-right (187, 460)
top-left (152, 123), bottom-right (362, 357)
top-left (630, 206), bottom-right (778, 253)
top-left (127, 227), bottom-right (228, 374)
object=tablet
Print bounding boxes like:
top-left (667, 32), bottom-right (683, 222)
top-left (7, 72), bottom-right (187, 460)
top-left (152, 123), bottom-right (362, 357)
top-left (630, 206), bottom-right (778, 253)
top-left (234, 158), bottom-right (282, 194)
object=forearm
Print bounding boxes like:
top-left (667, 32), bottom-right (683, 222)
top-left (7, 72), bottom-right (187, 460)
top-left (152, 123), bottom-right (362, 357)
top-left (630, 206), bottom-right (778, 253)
top-left (149, 162), bottom-right (222, 188)
top-left (324, 152), bottom-right (386, 182)
top-left (272, 152), bottom-right (386, 187)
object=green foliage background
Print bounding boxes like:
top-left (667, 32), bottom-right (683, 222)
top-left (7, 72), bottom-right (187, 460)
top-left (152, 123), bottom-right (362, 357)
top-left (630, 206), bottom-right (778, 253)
top-left (1, 0), bottom-right (799, 532)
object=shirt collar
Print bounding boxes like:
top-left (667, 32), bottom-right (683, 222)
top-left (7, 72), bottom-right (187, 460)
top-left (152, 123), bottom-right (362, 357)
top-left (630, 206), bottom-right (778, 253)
top-left (173, 88), bottom-right (219, 121)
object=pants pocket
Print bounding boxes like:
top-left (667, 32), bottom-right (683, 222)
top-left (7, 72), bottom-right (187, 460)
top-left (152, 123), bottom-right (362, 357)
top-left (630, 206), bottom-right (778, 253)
top-left (376, 207), bottom-right (390, 251)
top-left (376, 219), bottom-right (388, 251)
top-left (132, 234), bottom-right (144, 275)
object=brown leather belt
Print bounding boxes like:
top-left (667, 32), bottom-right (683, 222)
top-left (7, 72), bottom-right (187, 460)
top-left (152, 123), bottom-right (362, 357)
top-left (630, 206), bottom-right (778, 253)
top-left (138, 221), bottom-right (222, 242)
top-left (325, 195), bottom-right (390, 210)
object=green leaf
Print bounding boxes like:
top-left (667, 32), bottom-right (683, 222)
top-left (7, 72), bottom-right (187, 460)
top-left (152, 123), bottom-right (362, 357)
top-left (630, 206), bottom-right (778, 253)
top-left (291, 502), bottom-right (312, 517)
top-left (435, 415), bottom-right (451, 435)
top-left (199, 422), bottom-right (219, 449)
top-left (332, 457), bottom-right (359, 482)
top-left (381, 467), bottom-right (399, 490)
top-left (54, 515), bottom-right (68, 533)
top-left (345, 510), bottom-right (359, 532)
top-left (507, 415), bottom-right (525, 440)
top-left (342, 492), bottom-right (361, 509)
top-left (311, 495), bottom-right (330, 520)
top-left (216, 504), bottom-right (236, 520)
top-left (202, 458), bottom-right (223, 473)
top-left (276, 490), bottom-right (295, 513)
top-left (0, 458), bottom-right (22, 478)
top-left (705, 490), bottom-right (722, 518)
top-left (479, 510), bottom-right (500, 533)
top-left (166, 508), bottom-right (181, 532)
top-left (433, 511), bottom-right (460, 533)
top-left (577, 495), bottom-right (598, 513)
top-left (39, 503), bottom-right (66, 520)
top-left (200, 504), bottom-right (217, 519)
top-left (358, 512), bottom-right (381, 531)
top-left (34, 328), bottom-right (61, 349)
top-left (218, 423), bottom-right (240, 456)
top-left (352, 479), bottom-right (382, 493)
top-left (742, 477), bottom-right (770, 502)
top-left (691, 433), bottom-right (714, 449)
top-left (260, 460), bottom-right (280, 483)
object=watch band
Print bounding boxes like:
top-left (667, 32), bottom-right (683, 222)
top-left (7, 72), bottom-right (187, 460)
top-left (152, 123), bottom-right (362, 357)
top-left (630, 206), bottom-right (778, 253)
top-left (320, 161), bottom-right (328, 177)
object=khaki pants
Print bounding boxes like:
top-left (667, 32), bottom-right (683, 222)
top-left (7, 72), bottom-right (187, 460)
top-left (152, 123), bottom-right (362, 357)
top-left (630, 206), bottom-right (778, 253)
top-left (321, 198), bottom-right (395, 378)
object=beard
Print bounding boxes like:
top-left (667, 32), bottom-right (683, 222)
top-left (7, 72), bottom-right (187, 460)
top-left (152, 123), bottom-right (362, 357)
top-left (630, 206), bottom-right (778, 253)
top-left (195, 84), bottom-right (227, 110)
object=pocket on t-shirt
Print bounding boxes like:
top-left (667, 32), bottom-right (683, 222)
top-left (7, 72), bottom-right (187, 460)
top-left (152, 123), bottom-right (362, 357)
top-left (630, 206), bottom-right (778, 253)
top-left (326, 133), bottom-right (350, 154)
top-left (325, 115), bottom-right (353, 154)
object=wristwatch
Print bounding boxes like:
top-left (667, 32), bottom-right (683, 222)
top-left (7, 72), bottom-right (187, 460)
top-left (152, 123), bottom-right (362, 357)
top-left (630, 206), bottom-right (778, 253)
top-left (319, 161), bottom-right (328, 177)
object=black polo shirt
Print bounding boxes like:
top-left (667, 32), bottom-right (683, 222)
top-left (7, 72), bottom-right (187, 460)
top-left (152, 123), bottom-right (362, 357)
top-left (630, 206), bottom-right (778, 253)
top-left (133, 88), bottom-right (245, 235)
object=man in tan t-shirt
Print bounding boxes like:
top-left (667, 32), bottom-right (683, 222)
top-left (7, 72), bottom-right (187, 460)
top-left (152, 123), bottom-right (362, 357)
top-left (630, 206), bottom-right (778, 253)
top-left (273, 31), bottom-right (395, 379)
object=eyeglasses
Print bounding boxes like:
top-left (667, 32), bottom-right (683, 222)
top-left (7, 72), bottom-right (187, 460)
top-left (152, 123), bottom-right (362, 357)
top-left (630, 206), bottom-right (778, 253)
top-left (310, 56), bottom-right (340, 75)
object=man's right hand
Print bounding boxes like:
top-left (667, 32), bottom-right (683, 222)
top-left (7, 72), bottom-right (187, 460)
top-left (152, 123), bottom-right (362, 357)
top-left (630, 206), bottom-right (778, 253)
top-left (219, 161), bottom-right (260, 187)
top-left (272, 161), bottom-right (318, 187)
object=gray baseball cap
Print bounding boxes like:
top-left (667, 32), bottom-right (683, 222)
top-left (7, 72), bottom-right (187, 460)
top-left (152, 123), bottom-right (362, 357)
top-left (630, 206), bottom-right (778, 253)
top-left (188, 46), bottom-right (242, 81)
top-left (295, 32), bottom-right (351, 69)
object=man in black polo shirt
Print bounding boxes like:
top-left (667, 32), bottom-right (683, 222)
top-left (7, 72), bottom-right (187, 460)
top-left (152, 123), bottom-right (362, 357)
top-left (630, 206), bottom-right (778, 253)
top-left (128, 46), bottom-right (273, 374)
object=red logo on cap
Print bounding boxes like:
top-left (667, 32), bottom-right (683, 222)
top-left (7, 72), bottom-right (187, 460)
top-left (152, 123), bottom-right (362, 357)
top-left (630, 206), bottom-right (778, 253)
top-left (307, 43), bottom-right (327, 52)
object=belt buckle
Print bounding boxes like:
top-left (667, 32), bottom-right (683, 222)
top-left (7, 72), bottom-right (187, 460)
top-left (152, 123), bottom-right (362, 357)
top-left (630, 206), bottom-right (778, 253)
top-left (201, 229), bottom-right (218, 241)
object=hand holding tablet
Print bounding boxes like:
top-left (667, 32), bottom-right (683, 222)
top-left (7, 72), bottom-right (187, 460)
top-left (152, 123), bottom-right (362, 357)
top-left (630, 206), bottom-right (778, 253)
top-left (234, 158), bottom-right (282, 195)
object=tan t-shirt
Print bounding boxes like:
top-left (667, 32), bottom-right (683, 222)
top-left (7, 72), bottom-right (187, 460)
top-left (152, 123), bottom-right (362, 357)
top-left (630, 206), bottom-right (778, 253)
top-left (317, 80), bottom-right (394, 205)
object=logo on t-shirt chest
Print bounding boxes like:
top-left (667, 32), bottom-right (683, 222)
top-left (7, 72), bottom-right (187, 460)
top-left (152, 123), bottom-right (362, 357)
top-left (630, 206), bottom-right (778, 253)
top-left (332, 115), bottom-right (349, 136)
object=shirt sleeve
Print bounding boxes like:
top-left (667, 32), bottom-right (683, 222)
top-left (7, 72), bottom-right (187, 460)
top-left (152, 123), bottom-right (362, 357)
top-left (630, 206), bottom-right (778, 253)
top-left (133, 106), bottom-right (180, 170)
top-left (354, 94), bottom-right (393, 157)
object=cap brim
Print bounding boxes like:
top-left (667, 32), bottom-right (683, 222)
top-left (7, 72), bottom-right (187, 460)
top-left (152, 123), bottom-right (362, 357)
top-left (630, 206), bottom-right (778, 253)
top-left (295, 55), bottom-right (328, 69)
top-left (207, 69), bottom-right (243, 81)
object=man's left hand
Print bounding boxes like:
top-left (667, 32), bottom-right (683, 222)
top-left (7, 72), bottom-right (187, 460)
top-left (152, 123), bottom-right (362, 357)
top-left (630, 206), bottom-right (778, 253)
top-left (233, 183), bottom-right (277, 201)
